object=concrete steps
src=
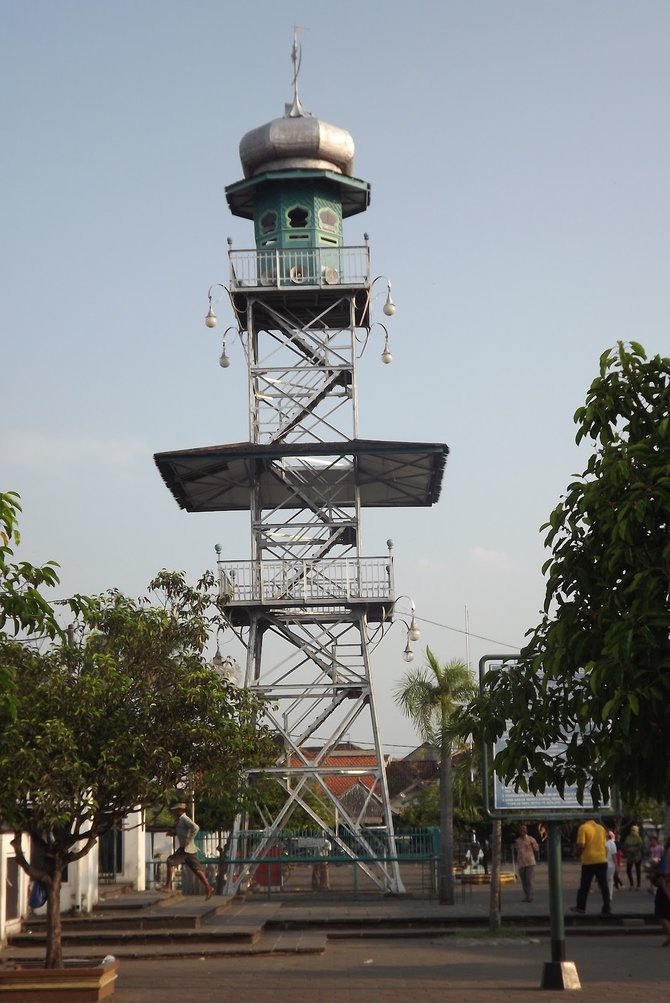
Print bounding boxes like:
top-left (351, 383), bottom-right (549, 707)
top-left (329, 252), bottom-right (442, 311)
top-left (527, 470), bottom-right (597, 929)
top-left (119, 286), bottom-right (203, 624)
top-left (3, 885), bottom-right (659, 967)
top-left (4, 893), bottom-right (327, 963)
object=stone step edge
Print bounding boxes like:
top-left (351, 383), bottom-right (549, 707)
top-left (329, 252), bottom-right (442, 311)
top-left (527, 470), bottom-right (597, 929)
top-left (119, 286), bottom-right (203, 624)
top-left (9, 927), bottom-right (260, 947)
top-left (326, 925), bottom-right (661, 940)
top-left (2, 933), bottom-right (327, 962)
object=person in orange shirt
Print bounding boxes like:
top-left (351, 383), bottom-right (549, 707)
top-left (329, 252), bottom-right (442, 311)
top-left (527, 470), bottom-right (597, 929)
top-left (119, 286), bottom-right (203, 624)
top-left (570, 818), bottom-right (611, 916)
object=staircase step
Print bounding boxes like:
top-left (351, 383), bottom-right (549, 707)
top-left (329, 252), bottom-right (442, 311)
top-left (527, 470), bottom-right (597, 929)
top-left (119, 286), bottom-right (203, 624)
top-left (12, 924), bottom-right (258, 945)
top-left (23, 898), bottom-right (232, 935)
top-left (96, 881), bottom-right (134, 898)
top-left (5, 893), bottom-right (327, 963)
top-left (3, 930), bottom-right (326, 962)
top-left (95, 891), bottom-right (169, 911)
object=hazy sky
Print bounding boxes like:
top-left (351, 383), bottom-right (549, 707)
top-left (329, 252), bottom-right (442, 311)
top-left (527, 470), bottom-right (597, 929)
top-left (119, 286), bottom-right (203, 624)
top-left (3, 1), bottom-right (669, 754)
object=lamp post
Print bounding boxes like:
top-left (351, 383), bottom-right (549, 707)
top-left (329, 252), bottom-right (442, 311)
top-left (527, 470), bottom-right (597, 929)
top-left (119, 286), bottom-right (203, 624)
top-left (204, 282), bottom-right (229, 328)
top-left (378, 324), bottom-right (393, 365)
top-left (370, 274), bottom-right (396, 317)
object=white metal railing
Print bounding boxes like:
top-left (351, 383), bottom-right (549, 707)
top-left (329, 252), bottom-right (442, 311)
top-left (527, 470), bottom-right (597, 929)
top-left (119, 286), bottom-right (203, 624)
top-left (228, 246), bottom-right (370, 289)
top-left (218, 556), bottom-right (393, 605)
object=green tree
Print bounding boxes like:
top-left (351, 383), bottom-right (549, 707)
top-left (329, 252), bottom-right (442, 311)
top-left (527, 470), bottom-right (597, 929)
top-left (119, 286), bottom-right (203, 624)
top-left (464, 342), bottom-right (670, 805)
top-left (0, 491), bottom-right (61, 640)
top-left (0, 491), bottom-right (65, 733)
top-left (399, 751), bottom-right (482, 830)
top-left (394, 650), bottom-right (476, 904)
top-left (0, 513), bottom-right (273, 969)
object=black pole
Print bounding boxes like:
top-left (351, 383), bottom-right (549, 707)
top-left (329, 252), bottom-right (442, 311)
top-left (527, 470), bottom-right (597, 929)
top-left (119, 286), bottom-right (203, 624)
top-left (540, 821), bottom-right (580, 990)
top-left (547, 821), bottom-right (565, 961)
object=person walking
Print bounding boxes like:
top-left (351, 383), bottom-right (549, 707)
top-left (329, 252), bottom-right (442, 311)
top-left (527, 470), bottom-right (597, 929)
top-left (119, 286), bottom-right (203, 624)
top-left (623, 824), bottom-right (643, 889)
top-left (648, 834), bottom-right (663, 867)
top-left (161, 803), bottom-right (213, 900)
top-left (650, 837), bottom-right (670, 946)
top-left (570, 818), bottom-right (611, 916)
top-left (605, 829), bottom-right (620, 901)
top-left (514, 824), bottom-right (539, 903)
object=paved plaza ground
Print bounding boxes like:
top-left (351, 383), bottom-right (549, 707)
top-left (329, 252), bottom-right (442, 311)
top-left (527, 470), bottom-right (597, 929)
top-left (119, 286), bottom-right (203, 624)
top-left (113, 863), bottom-right (667, 1001)
top-left (111, 934), bottom-right (668, 1002)
top-left (4, 860), bottom-right (667, 1000)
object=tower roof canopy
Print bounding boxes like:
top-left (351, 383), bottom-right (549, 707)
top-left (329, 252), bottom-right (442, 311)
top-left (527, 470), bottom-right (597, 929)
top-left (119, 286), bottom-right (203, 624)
top-left (154, 439), bottom-right (449, 513)
top-left (225, 168), bottom-right (370, 220)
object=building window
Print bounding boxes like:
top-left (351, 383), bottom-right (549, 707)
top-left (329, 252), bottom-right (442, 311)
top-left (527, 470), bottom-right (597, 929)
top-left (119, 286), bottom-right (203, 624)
top-left (260, 211), bottom-right (278, 234)
top-left (287, 206), bottom-right (309, 228)
top-left (318, 208), bottom-right (338, 231)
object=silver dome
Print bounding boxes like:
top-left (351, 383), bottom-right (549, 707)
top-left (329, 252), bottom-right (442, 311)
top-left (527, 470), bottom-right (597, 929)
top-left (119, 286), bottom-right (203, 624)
top-left (239, 113), bottom-right (355, 179)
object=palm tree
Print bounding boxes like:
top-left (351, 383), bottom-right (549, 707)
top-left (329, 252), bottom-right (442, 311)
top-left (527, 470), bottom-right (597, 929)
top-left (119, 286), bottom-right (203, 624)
top-left (394, 648), bottom-right (476, 904)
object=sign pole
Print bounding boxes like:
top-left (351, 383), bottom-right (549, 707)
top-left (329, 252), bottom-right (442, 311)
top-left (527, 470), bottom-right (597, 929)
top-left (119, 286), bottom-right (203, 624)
top-left (548, 821), bottom-right (565, 961)
top-left (477, 656), bottom-right (606, 992)
top-left (540, 821), bottom-right (580, 990)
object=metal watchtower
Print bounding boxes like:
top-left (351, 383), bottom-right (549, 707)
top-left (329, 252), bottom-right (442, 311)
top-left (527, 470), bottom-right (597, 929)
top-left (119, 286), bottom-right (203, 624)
top-left (155, 45), bottom-right (448, 895)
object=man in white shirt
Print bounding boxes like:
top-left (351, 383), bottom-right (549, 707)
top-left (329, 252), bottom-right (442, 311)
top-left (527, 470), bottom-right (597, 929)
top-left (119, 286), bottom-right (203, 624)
top-left (161, 803), bottom-right (213, 900)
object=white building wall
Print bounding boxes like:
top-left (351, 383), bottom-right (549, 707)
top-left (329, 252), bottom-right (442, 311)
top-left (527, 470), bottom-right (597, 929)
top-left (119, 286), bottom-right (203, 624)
top-left (122, 810), bottom-right (146, 891)
top-left (0, 813), bottom-right (149, 946)
top-left (67, 840), bottom-right (99, 913)
top-left (0, 833), bottom-right (27, 947)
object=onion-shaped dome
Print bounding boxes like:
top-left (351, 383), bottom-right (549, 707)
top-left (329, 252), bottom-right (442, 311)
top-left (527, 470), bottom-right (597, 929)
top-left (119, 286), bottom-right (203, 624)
top-left (239, 110), bottom-right (355, 179)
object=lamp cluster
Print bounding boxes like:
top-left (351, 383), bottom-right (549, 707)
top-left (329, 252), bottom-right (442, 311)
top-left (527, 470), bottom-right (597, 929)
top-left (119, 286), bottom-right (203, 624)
top-left (204, 284), bottom-right (234, 368)
top-left (372, 276), bottom-right (396, 364)
top-left (203, 276), bottom-right (397, 368)
top-left (402, 605), bottom-right (421, 662)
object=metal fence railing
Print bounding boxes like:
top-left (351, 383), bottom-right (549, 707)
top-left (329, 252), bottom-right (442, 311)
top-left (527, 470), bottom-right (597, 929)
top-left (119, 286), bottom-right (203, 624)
top-left (177, 827), bottom-right (443, 899)
top-left (144, 828), bottom-right (519, 900)
top-left (228, 246), bottom-right (370, 290)
top-left (218, 556), bottom-right (393, 606)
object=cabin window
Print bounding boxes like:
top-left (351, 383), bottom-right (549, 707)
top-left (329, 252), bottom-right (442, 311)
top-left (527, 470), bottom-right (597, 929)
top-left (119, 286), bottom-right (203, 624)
top-left (260, 211), bottom-right (278, 234)
top-left (318, 208), bottom-right (338, 231)
top-left (287, 206), bottom-right (309, 228)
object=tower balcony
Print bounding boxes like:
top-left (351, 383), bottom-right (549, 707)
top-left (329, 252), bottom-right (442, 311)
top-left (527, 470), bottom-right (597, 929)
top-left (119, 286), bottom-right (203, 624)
top-left (218, 555), bottom-right (394, 624)
top-left (228, 245), bottom-right (370, 290)
top-left (228, 246), bottom-right (372, 329)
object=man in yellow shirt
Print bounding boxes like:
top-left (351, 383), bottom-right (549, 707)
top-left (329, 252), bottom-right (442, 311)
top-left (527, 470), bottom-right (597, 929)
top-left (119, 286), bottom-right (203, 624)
top-left (570, 818), bottom-right (611, 916)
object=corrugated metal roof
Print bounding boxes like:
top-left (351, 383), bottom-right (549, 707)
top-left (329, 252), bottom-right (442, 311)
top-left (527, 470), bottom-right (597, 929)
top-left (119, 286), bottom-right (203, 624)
top-left (154, 438), bottom-right (449, 512)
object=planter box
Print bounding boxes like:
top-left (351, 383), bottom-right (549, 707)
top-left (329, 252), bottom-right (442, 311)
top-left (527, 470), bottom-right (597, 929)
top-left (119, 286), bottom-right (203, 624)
top-left (0, 960), bottom-right (119, 1002)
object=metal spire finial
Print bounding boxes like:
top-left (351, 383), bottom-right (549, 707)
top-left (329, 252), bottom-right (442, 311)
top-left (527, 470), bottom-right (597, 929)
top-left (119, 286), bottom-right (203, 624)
top-left (285, 26), bottom-right (310, 118)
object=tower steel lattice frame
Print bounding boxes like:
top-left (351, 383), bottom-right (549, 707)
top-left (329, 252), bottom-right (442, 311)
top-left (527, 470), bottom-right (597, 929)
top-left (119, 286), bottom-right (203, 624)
top-left (229, 256), bottom-right (403, 895)
top-left (154, 61), bottom-right (451, 888)
top-left (155, 245), bottom-right (449, 895)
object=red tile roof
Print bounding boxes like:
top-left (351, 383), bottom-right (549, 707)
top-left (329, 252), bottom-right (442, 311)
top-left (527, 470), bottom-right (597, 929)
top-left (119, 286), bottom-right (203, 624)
top-left (289, 747), bottom-right (386, 796)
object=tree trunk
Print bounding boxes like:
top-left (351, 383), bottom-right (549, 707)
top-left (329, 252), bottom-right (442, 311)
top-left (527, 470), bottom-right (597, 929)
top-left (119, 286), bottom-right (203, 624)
top-left (45, 868), bottom-right (63, 969)
top-left (439, 733), bottom-right (454, 905)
